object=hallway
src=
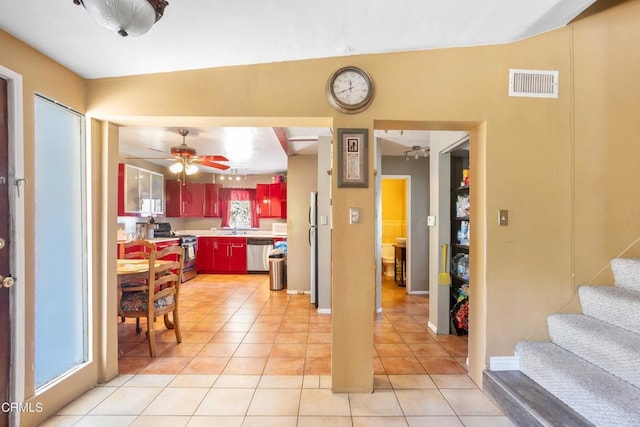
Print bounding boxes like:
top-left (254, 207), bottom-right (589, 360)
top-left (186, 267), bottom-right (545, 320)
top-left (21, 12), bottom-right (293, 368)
top-left (42, 274), bottom-right (512, 426)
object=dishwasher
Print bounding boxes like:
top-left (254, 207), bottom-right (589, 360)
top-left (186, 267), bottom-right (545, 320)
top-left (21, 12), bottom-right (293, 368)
top-left (246, 238), bottom-right (274, 273)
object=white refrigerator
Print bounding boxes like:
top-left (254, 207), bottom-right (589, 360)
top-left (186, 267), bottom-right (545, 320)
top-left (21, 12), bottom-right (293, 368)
top-left (309, 192), bottom-right (318, 307)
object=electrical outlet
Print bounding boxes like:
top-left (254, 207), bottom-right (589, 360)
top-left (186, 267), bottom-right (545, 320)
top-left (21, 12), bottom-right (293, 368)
top-left (349, 207), bottom-right (360, 224)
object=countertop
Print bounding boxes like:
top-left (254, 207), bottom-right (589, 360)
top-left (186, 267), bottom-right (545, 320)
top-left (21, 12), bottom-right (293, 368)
top-left (175, 230), bottom-right (287, 239)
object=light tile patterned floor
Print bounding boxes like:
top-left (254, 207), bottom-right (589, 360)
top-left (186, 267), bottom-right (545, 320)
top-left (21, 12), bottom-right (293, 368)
top-left (41, 275), bottom-right (513, 426)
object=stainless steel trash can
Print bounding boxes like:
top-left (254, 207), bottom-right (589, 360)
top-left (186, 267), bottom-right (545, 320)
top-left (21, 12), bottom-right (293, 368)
top-left (269, 255), bottom-right (286, 291)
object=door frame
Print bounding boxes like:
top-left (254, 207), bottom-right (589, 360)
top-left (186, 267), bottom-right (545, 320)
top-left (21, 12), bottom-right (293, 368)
top-left (0, 64), bottom-right (26, 424)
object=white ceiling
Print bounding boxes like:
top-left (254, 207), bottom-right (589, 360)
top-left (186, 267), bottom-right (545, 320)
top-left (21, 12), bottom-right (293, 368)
top-left (1, 0), bottom-right (596, 175)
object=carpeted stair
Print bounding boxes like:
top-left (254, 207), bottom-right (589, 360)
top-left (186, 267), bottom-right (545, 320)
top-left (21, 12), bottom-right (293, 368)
top-left (514, 257), bottom-right (640, 426)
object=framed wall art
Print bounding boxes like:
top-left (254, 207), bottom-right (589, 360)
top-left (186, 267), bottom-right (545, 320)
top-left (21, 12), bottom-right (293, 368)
top-left (337, 128), bottom-right (368, 188)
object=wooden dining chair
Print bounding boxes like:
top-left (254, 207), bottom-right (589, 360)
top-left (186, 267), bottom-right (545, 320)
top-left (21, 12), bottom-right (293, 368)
top-left (118, 239), bottom-right (156, 331)
top-left (119, 244), bottom-right (185, 357)
top-left (120, 239), bottom-right (156, 260)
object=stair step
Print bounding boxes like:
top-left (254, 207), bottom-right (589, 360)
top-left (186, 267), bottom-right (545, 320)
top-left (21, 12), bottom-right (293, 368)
top-left (516, 341), bottom-right (640, 426)
top-left (547, 313), bottom-right (640, 388)
top-left (611, 258), bottom-right (640, 291)
top-left (483, 370), bottom-right (593, 427)
top-left (578, 285), bottom-right (640, 335)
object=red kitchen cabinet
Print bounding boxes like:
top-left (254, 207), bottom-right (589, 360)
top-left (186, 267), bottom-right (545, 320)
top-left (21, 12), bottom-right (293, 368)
top-left (165, 180), bottom-right (206, 217)
top-left (256, 183), bottom-right (287, 219)
top-left (203, 183), bottom-right (220, 217)
top-left (213, 237), bottom-right (247, 274)
top-left (279, 183), bottom-right (287, 219)
top-left (197, 237), bottom-right (215, 272)
top-left (196, 237), bottom-right (246, 274)
top-left (256, 184), bottom-right (270, 218)
top-left (155, 239), bottom-right (181, 261)
top-left (227, 238), bottom-right (247, 273)
top-left (118, 163), bottom-right (165, 217)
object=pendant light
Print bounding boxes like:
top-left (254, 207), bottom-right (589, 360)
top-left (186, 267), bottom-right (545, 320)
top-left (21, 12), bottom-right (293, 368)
top-left (73, 0), bottom-right (169, 37)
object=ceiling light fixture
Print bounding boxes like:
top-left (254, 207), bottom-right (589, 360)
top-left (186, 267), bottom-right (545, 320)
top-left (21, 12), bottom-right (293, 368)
top-left (73, 0), bottom-right (169, 37)
top-left (219, 168), bottom-right (247, 181)
top-left (169, 158), bottom-right (198, 176)
top-left (168, 161), bottom-right (183, 174)
top-left (184, 163), bottom-right (199, 176)
top-left (403, 145), bottom-right (430, 161)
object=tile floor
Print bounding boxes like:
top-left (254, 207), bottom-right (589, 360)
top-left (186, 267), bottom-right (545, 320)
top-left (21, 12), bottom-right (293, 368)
top-left (41, 274), bottom-right (513, 426)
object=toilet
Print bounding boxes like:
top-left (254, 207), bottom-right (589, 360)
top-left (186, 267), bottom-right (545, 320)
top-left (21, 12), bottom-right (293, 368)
top-left (381, 244), bottom-right (395, 277)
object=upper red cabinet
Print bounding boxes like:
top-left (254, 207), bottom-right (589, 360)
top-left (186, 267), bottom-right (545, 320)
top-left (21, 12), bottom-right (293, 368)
top-left (166, 180), bottom-right (220, 218)
top-left (257, 183), bottom-right (287, 219)
top-left (203, 183), bottom-right (220, 217)
top-left (118, 163), bottom-right (165, 217)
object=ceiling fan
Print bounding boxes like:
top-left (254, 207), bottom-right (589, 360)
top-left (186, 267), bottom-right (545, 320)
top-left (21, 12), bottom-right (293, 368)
top-left (128, 128), bottom-right (230, 174)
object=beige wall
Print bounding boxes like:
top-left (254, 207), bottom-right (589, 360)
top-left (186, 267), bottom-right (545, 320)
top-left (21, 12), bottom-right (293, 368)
top-left (286, 155), bottom-right (318, 292)
top-left (82, 1), bottom-right (640, 386)
top-left (3, 0), bottom-right (640, 404)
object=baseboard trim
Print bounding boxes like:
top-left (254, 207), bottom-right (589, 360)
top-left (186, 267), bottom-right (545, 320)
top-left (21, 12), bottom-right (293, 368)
top-left (410, 290), bottom-right (429, 295)
top-left (286, 290), bottom-right (309, 295)
top-left (317, 308), bottom-right (331, 315)
top-left (376, 307), bottom-right (383, 314)
top-left (427, 321), bottom-right (438, 333)
top-left (490, 356), bottom-right (520, 371)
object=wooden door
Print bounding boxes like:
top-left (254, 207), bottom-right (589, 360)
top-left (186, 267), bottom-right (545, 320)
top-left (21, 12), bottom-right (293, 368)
top-left (0, 77), bottom-right (11, 427)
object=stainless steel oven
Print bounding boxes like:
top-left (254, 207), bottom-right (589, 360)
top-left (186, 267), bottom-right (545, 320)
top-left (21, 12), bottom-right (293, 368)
top-left (153, 223), bottom-right (197, 282)
top-left (179, 235), bottom-right (197, 282)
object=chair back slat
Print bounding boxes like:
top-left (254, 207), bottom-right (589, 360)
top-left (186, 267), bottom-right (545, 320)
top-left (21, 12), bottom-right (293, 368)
top-left (121, 239), bottom-right (156, 260)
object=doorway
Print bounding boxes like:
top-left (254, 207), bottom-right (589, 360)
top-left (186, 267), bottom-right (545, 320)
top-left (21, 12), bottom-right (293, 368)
top-left (380, 175), bottom-right (411, 294)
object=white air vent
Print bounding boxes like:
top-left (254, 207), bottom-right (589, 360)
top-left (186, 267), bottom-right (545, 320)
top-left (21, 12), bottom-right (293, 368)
top-left (509, 69), bottom-right (559, 98)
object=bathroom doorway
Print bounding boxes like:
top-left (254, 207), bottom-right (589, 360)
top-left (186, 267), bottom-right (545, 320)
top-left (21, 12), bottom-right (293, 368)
top-left (380, 175), bottom-right (411, 295)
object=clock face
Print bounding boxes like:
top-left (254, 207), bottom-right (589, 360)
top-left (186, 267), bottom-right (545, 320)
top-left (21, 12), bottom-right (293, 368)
top-left (327, 66), bottom-right (374, 113)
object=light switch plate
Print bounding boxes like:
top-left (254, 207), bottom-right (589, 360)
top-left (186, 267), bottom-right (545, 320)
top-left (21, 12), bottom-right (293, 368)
top-left (320, 215), bottom-right (328, 225)
top-left (498, 209), bottom-right (509, 226)
top-left (427, 216), bottom-right (436, 226)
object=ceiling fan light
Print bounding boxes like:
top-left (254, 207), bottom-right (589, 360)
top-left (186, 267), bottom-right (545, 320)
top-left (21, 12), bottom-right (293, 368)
top-left (169, 162), bottom-right (183, 173)
top-left (185, 163), bottom-right (199, 175)
top-left (73, 0), bottom-right (168, 37)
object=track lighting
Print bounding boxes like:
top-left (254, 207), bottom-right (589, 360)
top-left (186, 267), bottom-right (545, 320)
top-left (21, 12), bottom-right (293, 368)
top-left (403, 145), bottom-right (429, 160)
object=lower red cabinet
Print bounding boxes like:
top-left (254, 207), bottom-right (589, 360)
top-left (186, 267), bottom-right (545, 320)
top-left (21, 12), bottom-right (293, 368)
top-left (196, 237), bottom-right (246, 274)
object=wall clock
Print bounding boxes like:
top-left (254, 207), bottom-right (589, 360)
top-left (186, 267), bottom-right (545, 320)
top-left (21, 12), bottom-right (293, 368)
top-left (326, 66), bottom-right (374, 114)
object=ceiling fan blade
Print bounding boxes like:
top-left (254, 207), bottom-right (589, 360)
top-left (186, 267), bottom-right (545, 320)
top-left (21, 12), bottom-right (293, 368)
top-left (198, 155), bottom-right (229, 162)
top-left (148, 147), bottom-right (170, 154)
top-left (197, 160), bottom-right (230, 170)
